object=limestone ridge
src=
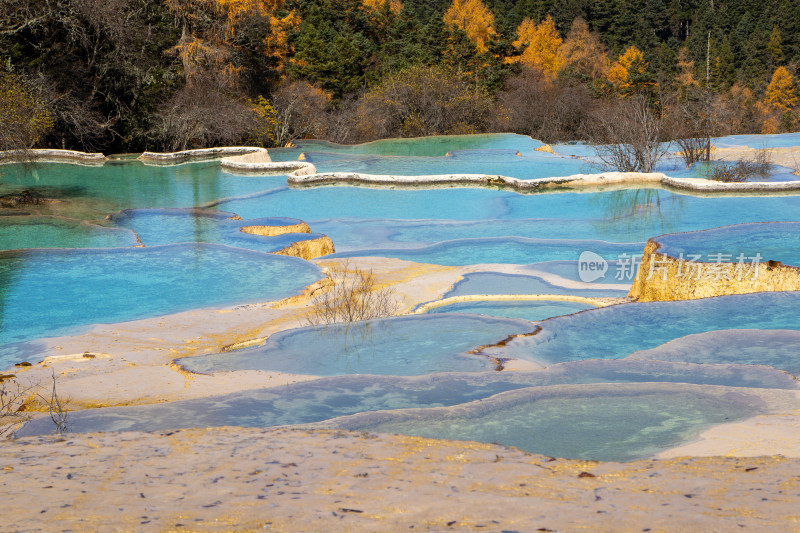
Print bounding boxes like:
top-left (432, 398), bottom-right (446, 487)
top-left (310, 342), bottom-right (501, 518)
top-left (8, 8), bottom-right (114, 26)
top-left (629, 226), bottom-right (800, 302)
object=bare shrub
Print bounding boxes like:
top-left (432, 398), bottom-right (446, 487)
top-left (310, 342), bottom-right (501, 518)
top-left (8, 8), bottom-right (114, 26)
top-left (589, 96), bottom-right (671, 173)
top-left (0, 377), bottom-right (35, 439)
top-left (151, 72), bottom-right (259, 151)
top-left (270, 80), bottom-right (332, 146)
top-left (305, 262), bottom-right (398, 327)
top-left (708, 147), bottom-right (773, 183)
top-left (38, 371), bottom-right (68, 435)
top-left (708, 160), bottom-right (756, 182)
top-left (352, 65), bottom-right (494, 141)
top-left (495, 67), bottom-right (598, 142)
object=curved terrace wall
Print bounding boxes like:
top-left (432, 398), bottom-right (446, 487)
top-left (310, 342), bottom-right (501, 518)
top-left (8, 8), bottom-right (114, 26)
top-left (629, 237), bottom-right (800, 302)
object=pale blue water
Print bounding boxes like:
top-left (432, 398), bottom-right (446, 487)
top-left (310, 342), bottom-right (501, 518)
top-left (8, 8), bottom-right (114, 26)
top-left (6, 133), bottom-right (800, 461)
top-left (426, 300), bottom-right (594, 321)
top-left (655, 222), bottom-right (800, 266)
top-left (0, 244), bottom-right (320, 365)
top-left (328, 237), bottom-right (646, 266)
top-left (713, 132), bottom-right (800, 148)
top-left (669, 161), bottom-right (800, 182)
top-left (317, 383), bottom-right (786, 462)
top-left (298, 148), bottom-right (591, 178)
top-left (17, 359), bottom-right (796, 437)
top-left (109, 208), bottom-right (324, 254)
top-left (444, 272), bottom-right (628, 298)
top-left (495, 291), bottom-right (800, 366)
top-left (177, 314), bottom-right (535, 376)
top-left (629, 329), bottom-right (800, 376)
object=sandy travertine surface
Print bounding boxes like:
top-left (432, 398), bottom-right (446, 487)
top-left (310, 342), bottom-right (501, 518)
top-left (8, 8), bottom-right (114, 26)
top-left (2, 427), bottom-right (800, 532)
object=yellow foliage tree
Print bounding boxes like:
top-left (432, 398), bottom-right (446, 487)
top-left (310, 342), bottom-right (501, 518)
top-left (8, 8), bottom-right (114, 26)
top-left (363, 0), bottom-right (403, 14)
top-left (675, 47), bottom-right (699, 94)
top-left (514, 15), bottom-right (563, 76)
top-left (606, 45), bottom-right (650, 95)
top-left (165, 0), bottom-right (297, 81)
top-left (764, 66), bottom-right (797, 111)
top-left (557, 17), bottom-right (608, 78)
top-left (443, 0), bottom-right (495, 53)
top-left (0, 72), bottom-right (54, 150)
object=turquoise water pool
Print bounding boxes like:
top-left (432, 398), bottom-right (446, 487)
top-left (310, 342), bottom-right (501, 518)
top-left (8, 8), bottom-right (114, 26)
top-left (109, 208), bottom-right (324, 254)
top-left (425, 300), bottom-right (595, 321)
top-left (493, 291), bottom-right (800, 366)
top-left (444, 272), bottom-right (628, 298)
top-left (0, 244), bottom-right (320, 364)
top-left (177, 314), bottom-right (535, 376)
top-left (315, 383), bottom-right (795, 462)
top-left (17, 359), bottom-right (796, 438)
top-left (7, 132), bottom-right (800, 461)
top-left (654, 222), bottom-right (800, 266)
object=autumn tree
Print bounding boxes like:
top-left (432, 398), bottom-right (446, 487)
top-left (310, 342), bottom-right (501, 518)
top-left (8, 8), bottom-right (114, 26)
top-left (362, 0), bottom-right (403, 15)
top-left (353, 65), bottom-right (494, 140)
top-left (496, 67), bottom-right (597, 142)
top-left (442, 0), bottom-right (495, 53)
top-left (0, 72), bottom-right (54, 151)
top-left (675, 47), bottom-right (699, 96)
top-left (557, 17), bottom-right (608, 80)
top-left (763, 66), bottom-right (797, 112)
top-left (269, 80), bottom-right (332, 146)
top-left (513, 15), bottom-right (563, 77)
top-left (607, 45), bottom-right (652, 97)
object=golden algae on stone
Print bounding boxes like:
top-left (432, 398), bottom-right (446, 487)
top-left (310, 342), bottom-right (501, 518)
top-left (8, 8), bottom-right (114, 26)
top-left (240, 222), bottom-right (311, 237)
top-left (272, 235), bottom-right (335, 260)
top-left (629, 239), bottom-right (800, 302)
top-left (535, 144), bottom-right (555, 154)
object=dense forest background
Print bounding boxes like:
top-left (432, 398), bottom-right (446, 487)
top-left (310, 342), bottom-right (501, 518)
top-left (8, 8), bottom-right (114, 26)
top-left (1, 0), bottom-right (799, 153)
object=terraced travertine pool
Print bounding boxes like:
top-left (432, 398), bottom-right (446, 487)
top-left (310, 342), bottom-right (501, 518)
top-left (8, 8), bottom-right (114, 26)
top-left (5, 133), bottom-right (800, 461)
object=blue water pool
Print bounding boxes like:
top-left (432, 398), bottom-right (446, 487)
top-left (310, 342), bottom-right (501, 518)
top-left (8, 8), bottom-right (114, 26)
top-left (109, 208), bottom-right (325, 254)
top-left (444, 272), bottom-right (629, 298)
top-left (425, 300), bottom-right (595, 321)
top-left (177, 314), bottom-right (535, 376)
top-left (17, 359), bottom-right (795, 437)
top-left (493, 291), bottom-right (800, 365)
top-left (314, 382), bottom-right (798, 462)
top-left (0, 244), bottom-right (320, 365)
top-left (654, 222), bottom-right (800, 266)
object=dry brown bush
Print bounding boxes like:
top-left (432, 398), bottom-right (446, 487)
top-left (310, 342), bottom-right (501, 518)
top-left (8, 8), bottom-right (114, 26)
top-left (352, 66), bottom-right (494, 141)
top-left (305, 262), bottom-right (397, 327)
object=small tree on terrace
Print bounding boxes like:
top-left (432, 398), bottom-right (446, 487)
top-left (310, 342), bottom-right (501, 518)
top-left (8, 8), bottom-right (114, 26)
top-left (590, 96), bottom-right (670, 173)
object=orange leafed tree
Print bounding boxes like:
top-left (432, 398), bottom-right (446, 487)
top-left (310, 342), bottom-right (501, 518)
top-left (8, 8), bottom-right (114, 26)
top-left (443, 0), bottom-right (495, 53)
top-left (607, 45), bottom-right (650, 95)
top-left (557, 17), bottom-right (608, 78)
top-left (675, 47), bottom-right (699, 93)
top-left (764, 66), bottom-right (797, 111)
top-left (363, 0), bottom-right (403, 14)
top-left (514, 15), bottom-right (563, 76)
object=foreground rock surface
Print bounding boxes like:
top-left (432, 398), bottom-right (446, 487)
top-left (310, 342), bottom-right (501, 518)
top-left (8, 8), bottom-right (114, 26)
top-left (2, 427), bottom-right (799, 532)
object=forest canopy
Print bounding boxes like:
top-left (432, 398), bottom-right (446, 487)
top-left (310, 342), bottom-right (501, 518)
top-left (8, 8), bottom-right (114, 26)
top-left (1, 0), bottom-right (799, 152)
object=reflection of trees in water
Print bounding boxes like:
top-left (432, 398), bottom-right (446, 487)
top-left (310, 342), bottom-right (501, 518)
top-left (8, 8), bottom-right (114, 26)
top-left (0, 251), bottom-right (24, 344)
top-left (593, 188), bottom-right (685, 240)
top-left (315, 318), bottom-right (395, 373)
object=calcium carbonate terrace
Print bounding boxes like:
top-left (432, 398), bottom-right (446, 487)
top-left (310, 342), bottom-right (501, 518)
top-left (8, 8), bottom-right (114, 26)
top-left (3, 132), bottom-right (800, 462)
